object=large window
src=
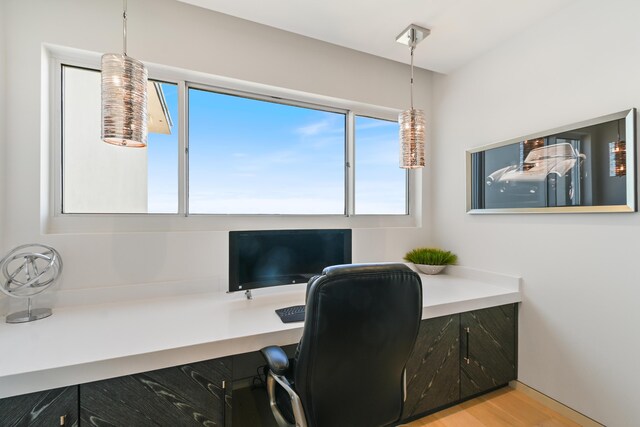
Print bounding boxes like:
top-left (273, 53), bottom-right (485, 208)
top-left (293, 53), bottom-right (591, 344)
top-left (59, 62), bottom-right (410, 218)
top-left (188, 89), bottom-right (345, 214)
top-left (62, 66), bottom-right (179, 214)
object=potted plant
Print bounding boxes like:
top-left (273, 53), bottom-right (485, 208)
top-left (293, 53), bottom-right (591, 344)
top-left (403, 247), bottom-right (458, 275)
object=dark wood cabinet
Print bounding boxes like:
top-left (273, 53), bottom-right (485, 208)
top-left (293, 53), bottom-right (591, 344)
top-left (402, 314), bottom-right (460, 419)
top-left (79, 357), bottom-right (232, 427)
top-left (0, 304), bottom-right (516, 426)
top-left (460, 304), bottom-right (517, 400)
top-left (402, 303), bottom-right (517, 421)
top-left (0, 386), bottom-right (78, 427)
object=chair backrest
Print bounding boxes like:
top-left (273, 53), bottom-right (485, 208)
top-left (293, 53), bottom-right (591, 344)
top-left (294, 263), bottom-right (423, 427)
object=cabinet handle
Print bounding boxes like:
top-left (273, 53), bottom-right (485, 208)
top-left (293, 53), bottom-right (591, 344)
top-left (464, 327), bottom-right (470, 364)
top-left (59, 415), bottom-right (66, 426)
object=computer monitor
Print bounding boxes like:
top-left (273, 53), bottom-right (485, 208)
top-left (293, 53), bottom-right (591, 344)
top-left (228, 229), bottom-right (352, 293)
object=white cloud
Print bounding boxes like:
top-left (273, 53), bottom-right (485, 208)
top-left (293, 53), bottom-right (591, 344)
top-left (297, 120), bottom-right (331, 137)
top-left (295, 115), bottom-right (344, 137)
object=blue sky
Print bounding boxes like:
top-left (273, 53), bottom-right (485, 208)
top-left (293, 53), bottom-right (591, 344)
top-left (188, 88), bottom-right (344, 214)
top-left (147, 83), bottom-right (179, 213)
top-left (355, 116), bottom-right (406, 214)
top-left (147, 85), bottom-right (406, 215)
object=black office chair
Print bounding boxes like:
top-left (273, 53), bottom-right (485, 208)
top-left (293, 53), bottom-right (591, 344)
top-left (261, 263), bottom-right (423, 427)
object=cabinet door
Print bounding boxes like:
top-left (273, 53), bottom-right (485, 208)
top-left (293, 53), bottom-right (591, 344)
top-left (460, 304), bottom-right (517, 400)
top-left (0, 386), bottom-right (78, 427)
top-left (80, 357), bottom-right (232, 426)
top-left (402, 314), bottom-right (460, 420)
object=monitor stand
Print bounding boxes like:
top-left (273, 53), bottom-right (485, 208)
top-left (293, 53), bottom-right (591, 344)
top-left (245, 290), bottom-right (253, 300)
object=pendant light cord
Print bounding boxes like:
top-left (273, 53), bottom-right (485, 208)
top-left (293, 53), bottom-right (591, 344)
top-left (410, 43), bottom-right (415, 110)
top-left (122, 0), bottom-right (128, 56)
top-left (409, 26), bottom-right (417, 110)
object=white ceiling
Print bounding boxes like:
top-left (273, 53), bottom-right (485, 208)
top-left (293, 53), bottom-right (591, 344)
top-left (177, 0), bottom-right (574, 74)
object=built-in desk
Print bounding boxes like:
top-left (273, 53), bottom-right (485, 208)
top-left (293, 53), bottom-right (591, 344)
top-left (0, 266), bottom-right (521, 401)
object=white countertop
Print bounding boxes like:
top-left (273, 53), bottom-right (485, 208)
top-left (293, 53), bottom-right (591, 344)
top-left (0, 266), bottom-right (520, 399)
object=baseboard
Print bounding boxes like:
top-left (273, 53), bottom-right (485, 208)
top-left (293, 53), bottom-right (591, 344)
top-left (509, 381), bottom-right (604, 427)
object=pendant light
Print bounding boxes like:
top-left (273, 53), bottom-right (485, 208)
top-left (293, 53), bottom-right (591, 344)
top-left (397, 24), bottom-right (430, 169)
top-left (101, 0), bottom-right (148, 147)
top-left (609, 119), bottom-right (626, 176)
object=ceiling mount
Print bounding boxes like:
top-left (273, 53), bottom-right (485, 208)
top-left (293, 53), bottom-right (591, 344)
top-left (395, 24), bottom-right (431, 47)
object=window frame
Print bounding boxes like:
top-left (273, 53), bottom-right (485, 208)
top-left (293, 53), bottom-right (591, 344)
top-left (45, 46), bottom-right (421, 233)
top-left (60, 64), bottom-right (183, 215)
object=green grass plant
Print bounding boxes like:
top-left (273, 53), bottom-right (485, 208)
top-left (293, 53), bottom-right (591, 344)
top-left (403, 247), bottom-right (458, 266)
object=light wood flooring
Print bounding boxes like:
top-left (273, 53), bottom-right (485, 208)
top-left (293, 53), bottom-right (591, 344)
top-left (404, 387), bottom-right (582, 427)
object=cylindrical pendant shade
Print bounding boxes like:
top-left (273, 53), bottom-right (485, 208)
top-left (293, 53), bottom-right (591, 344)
top-left (399, 108), bottom-right (426, 168)
top-left (101, 53), bottom-right (148, 147)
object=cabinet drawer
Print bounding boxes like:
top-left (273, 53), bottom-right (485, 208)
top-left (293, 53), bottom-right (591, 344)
top-left (80, 357), bottom-right (232, 426)
top-left (460, 304), bottom-right (517, 399)
top-left (403, 314), bottom-right (460, 419)
top-left (0, 386), bottom-right (78, 427)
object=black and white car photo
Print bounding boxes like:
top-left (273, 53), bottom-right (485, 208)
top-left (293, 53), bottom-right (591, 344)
top-left (486, 143), bottom-right (586, 201)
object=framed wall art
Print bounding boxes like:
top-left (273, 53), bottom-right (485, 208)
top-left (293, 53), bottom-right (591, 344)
top-left (466, 109), bottom-right (636, 214)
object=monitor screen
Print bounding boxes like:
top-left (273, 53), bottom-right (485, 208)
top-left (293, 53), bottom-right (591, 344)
top-left (229, 229), bottom-right (352, 292)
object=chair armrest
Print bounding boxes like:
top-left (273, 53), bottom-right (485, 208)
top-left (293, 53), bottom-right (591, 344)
top-left (260, 345), bottom-right (290, 376)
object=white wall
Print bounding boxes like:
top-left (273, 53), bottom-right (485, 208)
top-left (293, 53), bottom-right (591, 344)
top-left (0, 1), bottom-right (6, 310)
top-left (431, 0), bottom-right (640, 425)
top-left (0, 0), bottom-right (6, 251)
top-left (1, 0), bottom-right (431, 293)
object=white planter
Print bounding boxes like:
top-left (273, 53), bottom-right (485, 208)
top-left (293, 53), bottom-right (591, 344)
top-left (415, 264), bottom-right (446, 275)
